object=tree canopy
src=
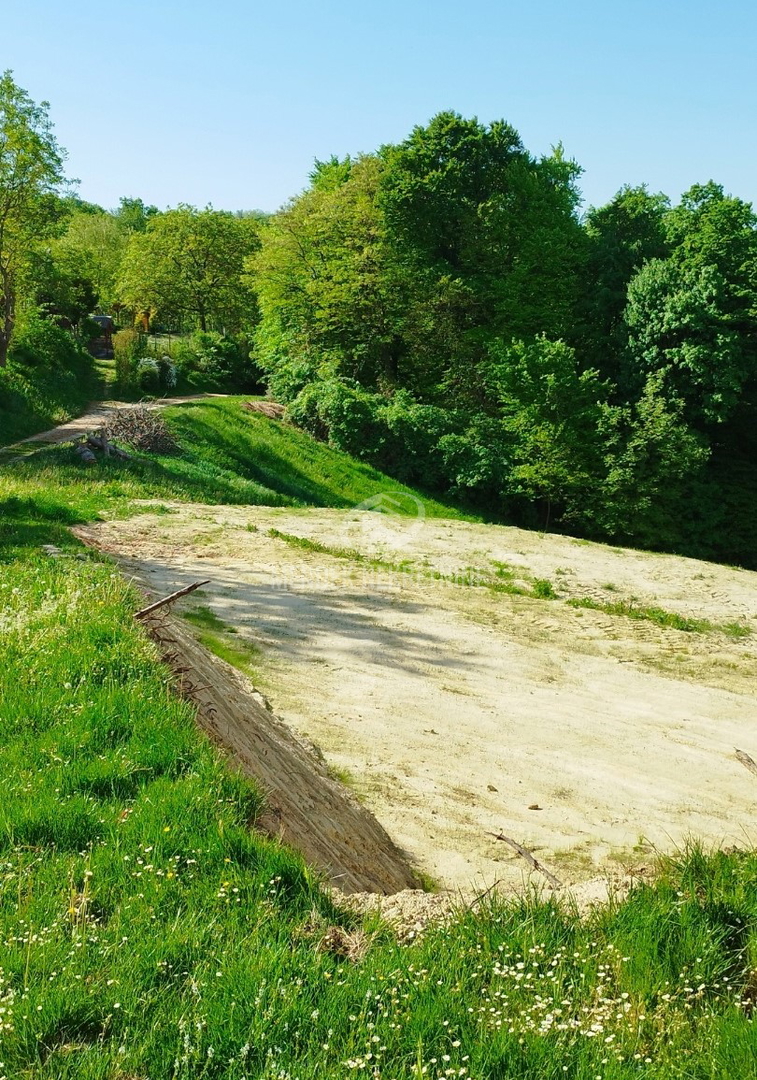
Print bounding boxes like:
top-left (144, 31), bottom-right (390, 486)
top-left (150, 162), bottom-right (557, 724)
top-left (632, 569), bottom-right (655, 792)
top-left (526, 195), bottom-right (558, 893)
top-left (118, 206), bottom-right (260, 332)
top-left (0, 71), bottom-right (67, 366)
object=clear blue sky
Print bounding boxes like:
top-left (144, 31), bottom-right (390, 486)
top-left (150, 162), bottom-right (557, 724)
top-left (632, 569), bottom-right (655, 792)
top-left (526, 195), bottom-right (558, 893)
top-left (5, 0), bottom-right (756, 215)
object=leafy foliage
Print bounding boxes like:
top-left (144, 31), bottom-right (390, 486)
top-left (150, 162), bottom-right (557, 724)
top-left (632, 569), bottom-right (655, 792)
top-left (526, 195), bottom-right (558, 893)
top-left (0, 71), bottom-right (68, 366)
top-left (119, 206), bottom-right (260, 333)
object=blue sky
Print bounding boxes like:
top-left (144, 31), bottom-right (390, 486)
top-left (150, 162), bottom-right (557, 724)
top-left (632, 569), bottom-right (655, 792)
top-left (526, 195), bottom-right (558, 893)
top-left (5, 0), bottom-right (756, 214)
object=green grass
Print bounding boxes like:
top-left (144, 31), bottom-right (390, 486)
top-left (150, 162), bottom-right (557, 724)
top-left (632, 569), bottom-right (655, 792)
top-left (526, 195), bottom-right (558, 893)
top-left (182, 605), bottom-right (263, 678)
top-left (0, 356), bottom-right (101, 445)
top-left (0, 397), bottom-right (472, 522)
top-left (2, 402), bottom-right (757, 1076)
top-left (183, 604), bottom-right (240, 634)
top-left (566, 596), bottom-right (751, 638)
top-left (266, 527), bottom-right (415, 575)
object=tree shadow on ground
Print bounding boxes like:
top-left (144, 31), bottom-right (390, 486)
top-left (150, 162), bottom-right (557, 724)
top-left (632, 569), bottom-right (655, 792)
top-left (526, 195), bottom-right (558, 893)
top-left (118, 553), bottom-right (477, 679)
top-left (0, 495), bottom-right (88, 559)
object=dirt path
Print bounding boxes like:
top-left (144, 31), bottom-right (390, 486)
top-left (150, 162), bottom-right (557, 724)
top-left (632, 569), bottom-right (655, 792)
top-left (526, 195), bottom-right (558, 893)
top-left (76, 504), bottom-right (757, 894)
top-left (0, 394), bottom-right (228, 456)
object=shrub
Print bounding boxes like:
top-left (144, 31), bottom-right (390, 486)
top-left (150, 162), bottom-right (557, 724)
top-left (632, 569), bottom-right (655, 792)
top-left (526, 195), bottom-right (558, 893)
top-left (113, 328), bottom-right (146, 389)
top-left (287, 379), bottom-right (386, 459)
top-left (136, 357), bottom-right (161, 393)
top-left (287, 379), bottom-right (463, 492)
top-left (378, 391), bottom-right (460, 487)
top-left (174, 331), bottom-right (262, 390)
top-left (11, 315), bottom-right (84, 370)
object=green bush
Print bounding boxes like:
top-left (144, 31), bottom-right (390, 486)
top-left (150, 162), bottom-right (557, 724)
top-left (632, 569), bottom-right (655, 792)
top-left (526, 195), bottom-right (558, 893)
top-left (113, 328), bottom-right (145, 390)
top-left (287, 379), bottom-right (387, 458)
top-left (287, 379), bottom-right (465, 493)
top-left (10, 314), bottom-right (85, 370)
top-left (174, 331), bottom-right (263, 390)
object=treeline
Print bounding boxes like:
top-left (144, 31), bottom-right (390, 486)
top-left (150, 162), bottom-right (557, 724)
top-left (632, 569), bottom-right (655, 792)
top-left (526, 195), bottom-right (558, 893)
top-left (3, 70), bottom-right (757, 565)
top-left (0, 71), bottom-right (265, 399)
top-left (247, 116), bottom-right (757, 565)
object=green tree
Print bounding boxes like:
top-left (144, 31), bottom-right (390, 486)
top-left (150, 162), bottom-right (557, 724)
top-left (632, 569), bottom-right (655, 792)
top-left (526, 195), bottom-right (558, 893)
top-left (252, 114), bottom-right (584, 406)
top-left (593, 371), bottom-right (710, 548)
top-left (378, 113), bottom-right (584, 397)
top-left (579, 185), bottom-right (670, 380)
top-left (622, 183), bottom-right (757, 425)
top-left (624, 258), bottom-right (747, 424)
top-left (484, 337), bottom-right (607, 524)
top-left (0, 71), bottom-right (67, 367)
top-left (53, 209), bottom-right (127, 311)
top-left (249, 155), bottom-right (404, 398)
top-left (118, 206), bottom-right (260, 332)
top-left (113, 196), bottom-right (159, 233)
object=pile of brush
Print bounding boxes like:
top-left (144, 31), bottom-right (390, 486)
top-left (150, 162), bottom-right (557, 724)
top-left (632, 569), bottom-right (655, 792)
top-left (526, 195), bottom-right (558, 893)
top-left (73, 404), bottom-right (180, 463)
top-left (107, 404), bottom-right (179, 453)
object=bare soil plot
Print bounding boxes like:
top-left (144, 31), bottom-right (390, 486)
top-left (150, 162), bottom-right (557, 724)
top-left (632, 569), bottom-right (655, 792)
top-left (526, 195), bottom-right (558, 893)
top-left (76, 504), bottom-right (757, 893)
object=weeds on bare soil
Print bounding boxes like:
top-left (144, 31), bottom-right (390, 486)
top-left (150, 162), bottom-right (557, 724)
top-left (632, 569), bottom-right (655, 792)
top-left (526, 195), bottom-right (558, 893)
top-left (566, 597), bottom-right (751, 638)
top-left (263, 529), bottom-right (749, 639)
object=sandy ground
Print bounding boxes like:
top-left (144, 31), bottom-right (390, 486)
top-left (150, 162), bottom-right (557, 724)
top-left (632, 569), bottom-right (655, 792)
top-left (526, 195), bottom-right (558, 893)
top-left (76, 503), bottom-right (757, 894)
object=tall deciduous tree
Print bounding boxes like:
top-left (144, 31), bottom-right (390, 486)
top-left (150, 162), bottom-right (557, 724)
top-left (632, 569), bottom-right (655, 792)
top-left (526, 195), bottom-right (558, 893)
top-left (118, 206), bottom-right (260, 332)
top-left (249, 155), bottom-right (404, 398)
top-left (378, 113), bottom-right (584, 396)
top-left (113, 196), bottom-right (158, 234)
top-left (53, 209), bottom-right (127, 311)
top-left (0, 71), bottom-right (67, 366)
top-left (578, 185), bottom-right (670, 380)
top-left (623, 184), bottom-right (757, 425)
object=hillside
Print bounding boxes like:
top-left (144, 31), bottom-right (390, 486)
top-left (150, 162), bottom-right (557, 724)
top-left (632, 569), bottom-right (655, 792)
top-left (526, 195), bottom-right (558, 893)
top-left (77, 498), bottom-right (757, 893)
top-left (2, 398), bottom-right (757, 1079)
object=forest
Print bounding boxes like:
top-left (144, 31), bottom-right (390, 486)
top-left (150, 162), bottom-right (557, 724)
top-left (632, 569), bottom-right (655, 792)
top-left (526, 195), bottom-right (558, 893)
top-left (2, 71), bottom-right (756, 566)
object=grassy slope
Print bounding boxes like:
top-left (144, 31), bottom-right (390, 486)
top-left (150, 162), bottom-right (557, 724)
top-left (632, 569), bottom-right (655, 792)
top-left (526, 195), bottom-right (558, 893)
top-left (1, 398), bottom-right (470, 519)
top-left (0, 359), bottom-right (101, 446)
top-left (1, 402), bottom-right (756, 1078)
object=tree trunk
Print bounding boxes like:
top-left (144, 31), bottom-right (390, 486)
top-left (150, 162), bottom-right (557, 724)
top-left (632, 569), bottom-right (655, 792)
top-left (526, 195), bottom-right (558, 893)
top-left (0, 264), bottom-right (14, 368)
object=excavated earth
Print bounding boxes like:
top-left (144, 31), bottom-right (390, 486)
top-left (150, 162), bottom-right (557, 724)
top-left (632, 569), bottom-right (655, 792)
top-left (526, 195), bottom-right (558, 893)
top-left (75, 503), bottom-right (757, 898)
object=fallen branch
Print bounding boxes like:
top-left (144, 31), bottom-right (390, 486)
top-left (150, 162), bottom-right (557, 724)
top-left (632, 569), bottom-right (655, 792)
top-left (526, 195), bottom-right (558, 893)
top-left (134, 580), bottom-right (211, 621)
top-left (87, 433), bottom-right (130, 460)
top-left (735, 748), bottom-right (757, 778)
top-left (488, 832), bottom-right (563, 890)
top-left (74, 444), bottom-right (97, 465)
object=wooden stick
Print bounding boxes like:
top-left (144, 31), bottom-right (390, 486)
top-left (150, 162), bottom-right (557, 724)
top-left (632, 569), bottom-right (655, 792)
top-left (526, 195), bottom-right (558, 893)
top-left (488, 832), bottom-right (563, 890)
top-left (735, 748), bottom-right (757, 778)
top-left (134, 580), bottom-right (211, 620)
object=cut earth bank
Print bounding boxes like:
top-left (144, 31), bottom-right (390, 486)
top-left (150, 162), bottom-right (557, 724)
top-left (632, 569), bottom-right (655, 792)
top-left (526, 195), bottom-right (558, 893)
top-left (76, 504), bottom-right (757, 896)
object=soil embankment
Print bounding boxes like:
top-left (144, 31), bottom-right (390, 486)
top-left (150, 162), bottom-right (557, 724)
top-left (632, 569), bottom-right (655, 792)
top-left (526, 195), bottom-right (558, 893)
top-left (76, 505), bottom-right (757, 893)
top-left (129, 603), bottom-right (421, 894)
